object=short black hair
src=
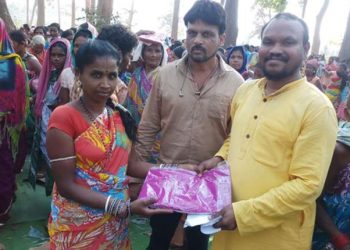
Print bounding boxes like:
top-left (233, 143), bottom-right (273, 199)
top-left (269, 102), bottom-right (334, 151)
top-left (61, 29), bottom-right (74, 39)
top-left (72, 29), bottom-right (93, 45)
top-left (97, 24), bottom-right (138, 57)
top-left (173, 46), bottom-right (185, 59)
top-left (183, 0), bottom-right (226, 35)
top-left (75, 39), bottom-right (121, 72)
top-left (50, 41), bottom-right (68, 55)
top-left (34, 26), bottom-right (47, 34)
top-left (49, 22), bottom-right (60, 30)
top-left (261, 12), bottom-right (309, 45)
top-left (9, 30), bottom-right (26, 43)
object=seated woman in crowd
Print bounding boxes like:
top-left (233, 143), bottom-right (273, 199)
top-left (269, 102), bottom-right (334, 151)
top-left (313, 95), bottom-right (350, 250)
top-left (46, 39), bottom-right (171, 249)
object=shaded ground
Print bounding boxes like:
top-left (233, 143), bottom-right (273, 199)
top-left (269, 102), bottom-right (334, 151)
top-left (0, 158), bottom-right (151, 250)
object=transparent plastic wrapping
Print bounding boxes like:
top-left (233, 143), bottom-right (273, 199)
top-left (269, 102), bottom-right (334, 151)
top-left (138, 161), bottom-right (232, 214)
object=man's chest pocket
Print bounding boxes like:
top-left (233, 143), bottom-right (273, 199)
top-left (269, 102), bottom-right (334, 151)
top-left (252, 120), bottom-right (292, 168)
top-left (207, 95), bottom-right (231, 120)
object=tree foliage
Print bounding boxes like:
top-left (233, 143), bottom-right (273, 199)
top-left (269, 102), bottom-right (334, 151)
top-left (255, 0), bottom-right (287, 13)
top-left (250, 0), bottom-right (287, 38)
top-left (79, 0), bottom-right (119, 30)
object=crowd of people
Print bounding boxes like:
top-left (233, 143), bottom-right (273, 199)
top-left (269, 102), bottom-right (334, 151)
top-left (0, 0), bottom-right (350, 249)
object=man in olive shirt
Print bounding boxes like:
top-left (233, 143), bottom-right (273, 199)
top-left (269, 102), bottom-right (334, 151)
top-left (127, 1), bottom-right (243, 249)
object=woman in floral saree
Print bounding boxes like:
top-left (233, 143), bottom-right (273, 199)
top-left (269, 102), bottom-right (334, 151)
top-left (46, 39), bottom-right (170, 249)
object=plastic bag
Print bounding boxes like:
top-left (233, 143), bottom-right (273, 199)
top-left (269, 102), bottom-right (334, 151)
top-left (138, 161), bottom-right (232, 214)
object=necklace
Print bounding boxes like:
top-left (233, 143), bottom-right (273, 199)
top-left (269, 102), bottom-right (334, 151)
top-left (79, 97), bottom-right (114, 160)
top-left (179, 60), bottom-right (219, 97)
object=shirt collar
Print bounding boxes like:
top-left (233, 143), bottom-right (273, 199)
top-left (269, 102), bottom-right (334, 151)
top-left (257, 77), bottom-right (306, 97)
top-left (176, 54), bottom-right (236, 77)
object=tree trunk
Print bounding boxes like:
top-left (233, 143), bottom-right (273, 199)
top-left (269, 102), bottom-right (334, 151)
top-left (85, 0), bottom-right (94, 23)
top-left (311, 0), bottom-right (329, 55)
top-left (27, 0), bottom-right (29, 24)
top-left (224, 0), bottom-right (239, 48)
top-left (29, 0), bottom-right (37, 26)
top-left (301, 0), bottom-right (308, 18)
top-left (58, 0), bottom-right (61, 25)
top-left (126, 0), bottom-right (135, 29)
top-left (338, 9), bottom-right (350, 64)
top-left (0, 0), bottom-right (16, 31)
top-left (97, 0), bottom-right (113, 25)
top-left (71, 0), bottom-right (76, 27)
top-left (37, 0), bottom-right (45, 26)
top-left (171, 0), bottom-right (180, 40)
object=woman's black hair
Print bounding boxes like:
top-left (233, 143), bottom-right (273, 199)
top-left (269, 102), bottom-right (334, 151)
top-left (61, 29), bottom-right (74, 39)
top-left (106, 99), bottom-right (137, 142)
top-left (76, 39), bottom-right (137, 141)
top-left (72, 29), bottom-right (93, 45)
top-left (97, 24), bottom-right (138, 57)
top-left (34, 26), bottom-right (47, 34)
top-left (50, 41), bottom-right (67, 55)
top-left (9, 30), bottom-right (27, 43)
top-left (75, 39), bottom-right (121, 72)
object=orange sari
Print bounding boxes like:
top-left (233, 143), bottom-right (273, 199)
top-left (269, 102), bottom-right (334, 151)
top-left (48, 105), bottom-right (131, 249)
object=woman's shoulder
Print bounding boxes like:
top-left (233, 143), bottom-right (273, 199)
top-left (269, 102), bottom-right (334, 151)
top-left (49, 104), bottom-right (88, 138)
top-left (52, 104), bottom-right (79, 117)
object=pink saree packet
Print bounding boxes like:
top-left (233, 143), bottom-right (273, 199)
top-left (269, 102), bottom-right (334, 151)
top-left (138, 161), bottom-right (232, 214)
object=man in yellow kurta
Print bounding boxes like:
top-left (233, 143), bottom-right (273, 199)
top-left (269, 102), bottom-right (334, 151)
top-left (199, 13), bottom-right (338, 250)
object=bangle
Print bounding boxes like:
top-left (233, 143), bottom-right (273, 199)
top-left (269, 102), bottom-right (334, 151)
top-left (332, 233), bottom-right (350, 249)
top-left (104, 195), bottom-right (111, 213)
top-left (105, 197), bottom-right (130, 218)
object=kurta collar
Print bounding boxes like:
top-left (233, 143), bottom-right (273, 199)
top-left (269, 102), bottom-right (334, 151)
top-left (257, 77), bottom-right (306, 97)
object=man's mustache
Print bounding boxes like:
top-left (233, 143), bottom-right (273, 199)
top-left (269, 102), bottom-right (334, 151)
top-left (264, 54), bottom-right (288, 62)
top-left (191, 45), bottom-right (206, 53)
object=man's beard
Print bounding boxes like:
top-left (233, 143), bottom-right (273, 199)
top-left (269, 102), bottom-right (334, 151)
top-left (261, 54), bottom-right (299, 80)
top-left (189, 45), bottom-right (217, 63)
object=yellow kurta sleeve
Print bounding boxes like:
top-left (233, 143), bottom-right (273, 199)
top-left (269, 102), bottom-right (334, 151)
top-left (233, 105), bottom-right (337, 235)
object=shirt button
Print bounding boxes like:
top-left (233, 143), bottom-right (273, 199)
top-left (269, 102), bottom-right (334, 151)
top-left (263, 98), bottom-right (267, 102)
top-left (246, 134), bottom-right (250, 139)
top-left (254, 115), bottom-right (258, 119)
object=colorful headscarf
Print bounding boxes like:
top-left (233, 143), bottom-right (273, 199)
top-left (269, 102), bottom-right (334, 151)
top-left (226, 45), bottom-right (248, 74)
top-left (132, 33), bottom-right (168, 66)
top-left (34, 38), bottom-right (71, 118)
top-left (0, 18), bottom-right (29, 157)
